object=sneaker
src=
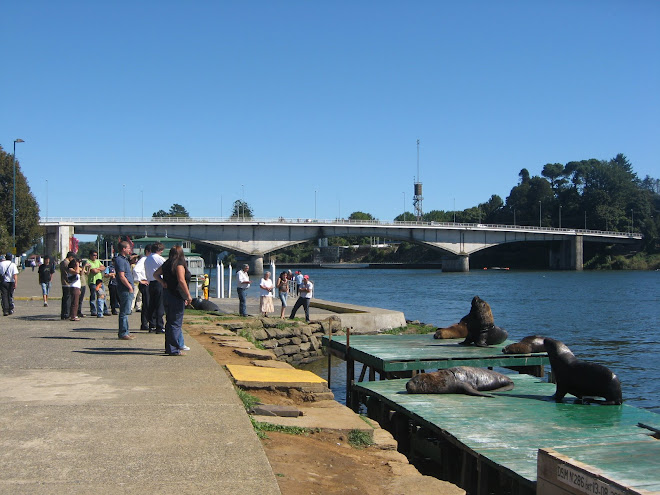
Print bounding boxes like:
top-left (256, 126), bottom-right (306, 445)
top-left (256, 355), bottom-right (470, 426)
top-left (44, 302), bottom-right (48, 307)
top-left (180, 345), bottom-right (190, 351)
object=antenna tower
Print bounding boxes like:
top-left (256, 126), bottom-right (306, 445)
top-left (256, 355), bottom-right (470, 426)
top-left (413, 139), bottom-right (423, 220)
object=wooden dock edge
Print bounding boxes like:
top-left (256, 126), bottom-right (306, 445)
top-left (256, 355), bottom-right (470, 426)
top-left (537, 448), bottom-right (654, 495)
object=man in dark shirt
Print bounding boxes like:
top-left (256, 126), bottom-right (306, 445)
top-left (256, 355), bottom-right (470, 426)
top-left (114, 241), bottom-right (135, 340)
top-left (38, 256), bottom-right (54, 307)
top-left (59, 252), bottom-right (75, 319)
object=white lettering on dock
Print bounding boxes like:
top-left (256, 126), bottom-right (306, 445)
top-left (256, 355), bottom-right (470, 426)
top-left (556, 464), bottom-right (624, 495)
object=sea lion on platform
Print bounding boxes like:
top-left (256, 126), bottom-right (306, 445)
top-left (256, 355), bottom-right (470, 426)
top-left (544, 338), bottom-right (622, 405)
top-left (502, 335), bottom-right (546, 354)
top-left (455, 296), bottom-right (508, 347)
top-left (405, 366), bottom-right (514, 397)
top-left (191, 297), bottom-right (221, 312)
top-left (433, 321), bottom-right (468, 339)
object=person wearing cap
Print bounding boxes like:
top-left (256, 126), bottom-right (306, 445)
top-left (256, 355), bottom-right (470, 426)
top-left (237, 264), bottom-right (250, 317)
top-left (289, 274), bottom-right (313, 322)
top-left (0, 253), bottom-right (19, 316)
top-left (202, 273), bottom-right (210, 300)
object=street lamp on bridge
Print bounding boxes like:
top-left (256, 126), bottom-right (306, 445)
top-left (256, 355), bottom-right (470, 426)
top-left (12, 138), bottom-right (25, 255)
top-left (538, 201), bottom-right (542, 228)
top-left (559, 205), bottom-right (562, 229)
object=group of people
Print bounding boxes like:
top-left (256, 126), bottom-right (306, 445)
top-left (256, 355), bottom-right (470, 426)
top-left (30, 242), bottom-right (194, 357)
top-left (237, 265), bottom-right (314, 321)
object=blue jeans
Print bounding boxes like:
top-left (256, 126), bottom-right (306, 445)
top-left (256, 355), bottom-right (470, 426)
top-left (237, 287), bottom-right (248, 316)
top-left (40, 282), bottom-right (51, 296)
top-left (164, 290), bottom-right (185, 354)
top-left (290, 296), bottom-right (311, 321)
top-left (97, 298), bottom-right (106, 317)
top-left (118, 290), bottom-right (134, 337)
top-left (88, 283), bottom-right (98, 315)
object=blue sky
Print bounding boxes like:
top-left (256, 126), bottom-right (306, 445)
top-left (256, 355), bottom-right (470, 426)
top-left (2, 1), bottom-right (658, 224)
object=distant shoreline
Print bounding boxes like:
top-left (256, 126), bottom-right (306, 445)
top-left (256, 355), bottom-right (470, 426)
top-left (274, 262), bottom-right (443, 269)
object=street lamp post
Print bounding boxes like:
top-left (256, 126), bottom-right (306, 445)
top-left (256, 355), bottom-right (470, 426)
top-left (122, 184), bottom-right (126, 218)
top-left (538, 201), bottom-right (542, 228)
top-left (12, 139), bottom-right (25, 255)
top-left (402, 192), bottom-right (405, 217)
top-left (559, 205), bottom-right (562, 229)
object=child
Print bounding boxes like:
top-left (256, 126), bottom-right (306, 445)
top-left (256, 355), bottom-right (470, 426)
top-left (95, 279), bottom-right (106, 318)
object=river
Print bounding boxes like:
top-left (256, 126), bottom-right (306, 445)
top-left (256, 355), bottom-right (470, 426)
top-left (208, 268), bottom-right (660, 412)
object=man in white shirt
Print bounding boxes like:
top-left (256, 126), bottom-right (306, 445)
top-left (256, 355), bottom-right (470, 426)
top-left (144, 243), bottom-right (165, 333)
top-left (132, 246), bottom-right (150, 329)
top-left (237, 264), bottom-right (250, 317)
top-left (289, 274), bottom-right (313, 322)
top-left (0, 253), bottom-right (19, 316)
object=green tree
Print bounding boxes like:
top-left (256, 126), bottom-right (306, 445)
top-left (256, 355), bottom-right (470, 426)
top-left (395, 212), bottom-right (417, 222)
top-left (541, 163), bottom-right (568, 194)
top-left (348, 211), bottom-right (375, 221)
top-left (230, 200), bottom-right (254, 219)
top-left (0, 145), bottom-right (42, 253)
top-left (152, 203), bottom-right (190, 217)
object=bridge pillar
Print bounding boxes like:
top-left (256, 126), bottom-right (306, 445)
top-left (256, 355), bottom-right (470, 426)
top-left (44, 225), bottom-right (75, 261)
top-left (552, 235), bottom-right (583, 270)
top-left (247, 255), bottom-right (264, 275)
top-left (441, 254), bottom-right (469, 272)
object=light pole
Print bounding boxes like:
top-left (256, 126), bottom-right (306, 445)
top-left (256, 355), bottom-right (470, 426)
top-left (402, 192), bottom-right (406, 217)
top-left (122, 184), bottom-right (126, 218)
top-left (453, 197), bottom-right (456, 223)
top-left (559, 205), bottom-right (562, 229)
top-left (12, 139), bottom-right (25, 255)
top-left (513, 208), bottom-right (516, 226)
top-left (538, 201), bottom-right (542, 228)
top-left (315, 190), bottom-right (317, 219)
top-left (45, 179), bottom-right (49, 220)
top-left (141, 189), bottom-right (144, 220)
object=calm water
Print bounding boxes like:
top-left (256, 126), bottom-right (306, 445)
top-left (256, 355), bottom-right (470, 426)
top-left (209, 268), bottom-right (660, 412)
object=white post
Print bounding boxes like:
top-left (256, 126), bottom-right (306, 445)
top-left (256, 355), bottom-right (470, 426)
top-left (228, 263), bottom-right (232, 299)
top-left (219, 261), bottom-right (224, 298)
top-left (270, 259), bottom-right (276, 283)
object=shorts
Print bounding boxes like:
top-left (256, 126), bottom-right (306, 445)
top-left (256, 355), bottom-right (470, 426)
top-left (41, 282), bottom-right (51, 296)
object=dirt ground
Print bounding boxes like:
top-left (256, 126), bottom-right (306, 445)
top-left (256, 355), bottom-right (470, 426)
top-left (184, 314), bottom-right (438, 495)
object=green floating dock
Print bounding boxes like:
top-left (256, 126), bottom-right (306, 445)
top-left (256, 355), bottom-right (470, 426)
top-left (354, 374), bottom-right (660, 495)
top-left (323, 334), bottom-right (549, 372)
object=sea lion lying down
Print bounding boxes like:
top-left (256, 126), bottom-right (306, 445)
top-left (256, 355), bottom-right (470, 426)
top-left (191, 298), bottom-right (221, 312)
top-left (406, 366), bottom-right (514, 397)
top-left (502, 335), bottom-right (546, 354)
top-left (434, 296), bottom-right (508, 346)
top-left (544, 338), bottom-right (622, 405)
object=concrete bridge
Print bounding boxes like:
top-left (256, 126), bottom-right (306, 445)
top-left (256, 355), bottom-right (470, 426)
top-left (42, 217), bottom-right (642, 273)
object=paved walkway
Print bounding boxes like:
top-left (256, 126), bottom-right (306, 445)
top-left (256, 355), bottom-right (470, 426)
top-left (0, 268), bottom-right (281, 494)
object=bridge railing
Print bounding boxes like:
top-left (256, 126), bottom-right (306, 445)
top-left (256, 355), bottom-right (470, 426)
top-left (40, 217), bottom-right (642, 238)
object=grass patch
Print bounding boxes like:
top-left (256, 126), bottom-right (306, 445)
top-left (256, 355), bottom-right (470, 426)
top-left (235, 386), bottom-right (260, 411)
top-left (359, 415), bottom-right (375, 428)
top-left (348, 429), bottom-right (373, 448)
top-left (251, 417), bottom-right (314, 439)
top-left (238, 329), bottom-right (266, 350)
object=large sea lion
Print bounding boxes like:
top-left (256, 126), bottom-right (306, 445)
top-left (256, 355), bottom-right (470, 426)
top-left (456, 296), bottom-right (508, 346)
top-left (502, 335), bottom-right (546, 354)
top-left (406, 366), bottom-right (514, 397)
top-left (544, 338), bottom-right (622, 405)
top-left (191, 297), bottom-right (221, 312)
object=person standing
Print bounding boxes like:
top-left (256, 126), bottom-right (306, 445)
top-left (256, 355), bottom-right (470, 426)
top-left (0, 254), bottom-right (19, 316)
top-left (153, 245), bottom-right (192, 356)
top-left (145, 242), bottom-right (165, 333)
top-left (114, 241), bottom-right (135, 340)
top-left (86, 250), bottom-right (105, 316)
top-left (67, 258), bottom-right (82, 321)
top-left (289, 274), bottom-right (313, 322)
top-left (105, 261), bottom-right (119, 315)
top-left (237, 264), bottom-right (250, 317)
top-left (132, 246), bottom-right (151, 330)
top-left (276, 271), bottom-right (289, 319)
top-left (202, 274), bottom-right (210, 300)
top-left (59, 251), bottom-right (75, 320)
top-left (294, 270), bottom-right (303, 295)
top-left (259, 271), bottom-right (274, 317)
top-left (77, 259), bottom-right (88, 318)
top-left (37, 255), bottom-right (54, 307)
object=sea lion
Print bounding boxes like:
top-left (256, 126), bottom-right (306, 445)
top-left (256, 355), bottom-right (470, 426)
top-left (456, 296), bottom-right (508, 346)
top-left (502, 335), bottom-right (546, 354)
top-left (433, 322), bottom-right (468, 339)
top-left (406, 366), bottom-right (514, 397)
top-left (191, 297), bottom-right (221, 312)
top-left (544, 338), bottom-right (622, 405)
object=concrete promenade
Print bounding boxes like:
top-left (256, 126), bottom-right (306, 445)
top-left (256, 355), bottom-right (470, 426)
top-left (0, 269), bottom-right (281, 495)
